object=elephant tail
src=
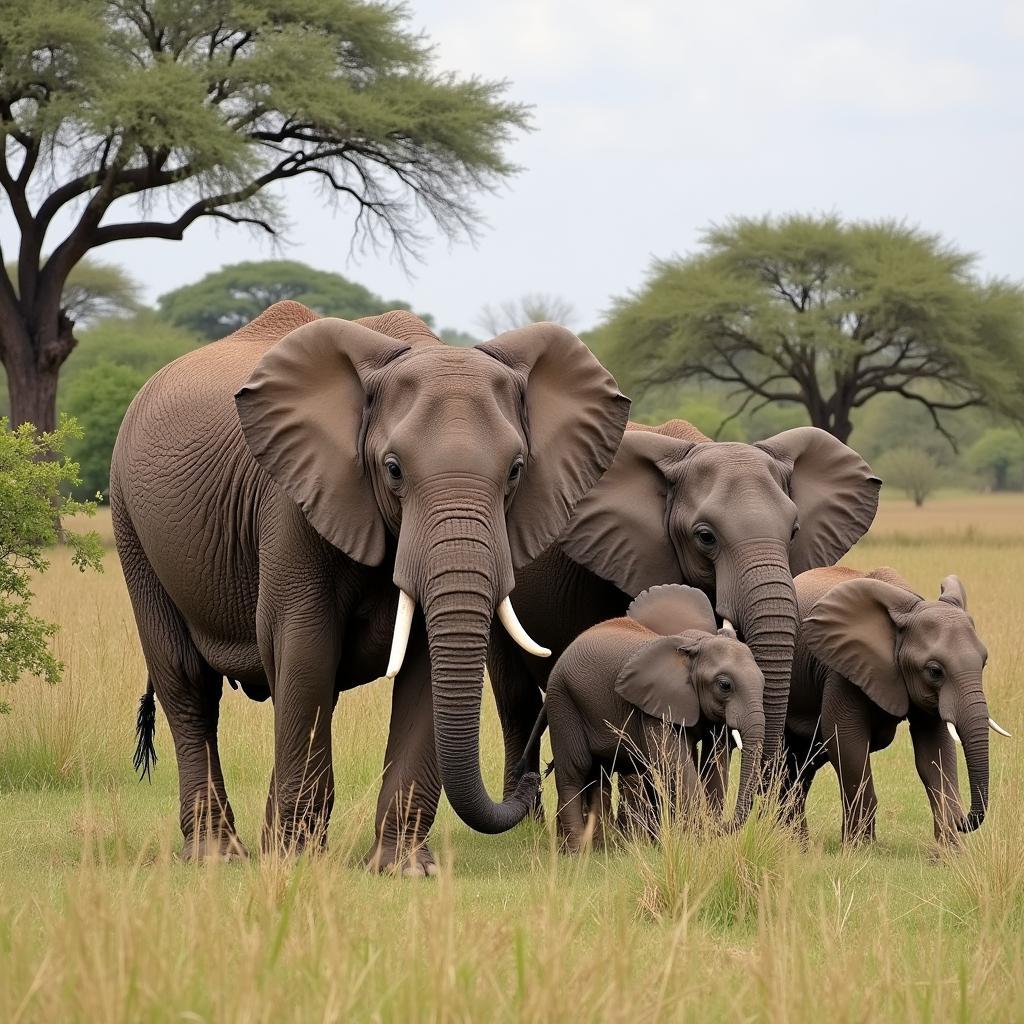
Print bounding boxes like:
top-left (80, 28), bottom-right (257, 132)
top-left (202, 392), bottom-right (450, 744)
top-left (133, 678), bottom-right (158, 782)
top-left (514, 703), bottom-right (549, 781)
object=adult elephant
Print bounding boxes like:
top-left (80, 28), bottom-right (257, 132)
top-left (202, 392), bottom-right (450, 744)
top-left (110, 301), bottom-right (629, 873)
top-left (490, 419), bottom-right (880, 804)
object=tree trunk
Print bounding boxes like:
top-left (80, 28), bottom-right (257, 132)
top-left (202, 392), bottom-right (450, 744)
top-left (7, 360), bottom-right (61, 432)
top-left (1, 307), bottom-right (75, 431)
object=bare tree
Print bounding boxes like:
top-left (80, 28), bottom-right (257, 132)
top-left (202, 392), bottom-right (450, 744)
top-left (478, 293), bottom-right (576, 336)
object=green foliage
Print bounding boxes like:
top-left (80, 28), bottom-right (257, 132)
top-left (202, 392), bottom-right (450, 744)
top-left (600, 215), bottom-right (1024, 443)
top-left (54, 313), bottom-right (201, 499)
top-left (877, 446), bottom-right (942, 506)
top-left (0, 418), bottom-right (103, 710)
top-left (967, 429), bottom-right (1024, 491)
top-left (158, 261), bottom-right (414, 340)
top-left (62, 313), bottom-right (201, 379)
top-left (62, 362), bottom-right (147, 499)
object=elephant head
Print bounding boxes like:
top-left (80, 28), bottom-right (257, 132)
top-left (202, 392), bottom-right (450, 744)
top-left (617, 585), bottom-right (766, 827)
top-left (235, 314), bottom-right (629, 834)
top-left (802, 573), bottom-right (1008, 832)
top-left (559, 421), bottom-right (880, 767)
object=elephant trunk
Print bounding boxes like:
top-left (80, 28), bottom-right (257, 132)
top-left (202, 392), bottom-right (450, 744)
top-left (955, 687), bottom-right (990, 833)
top-left (727, 710), bottom-right (765, 829)
top-left (416, 505), bottom-right (537, 835)
top-left (722, 544), bottom-right (798, 773)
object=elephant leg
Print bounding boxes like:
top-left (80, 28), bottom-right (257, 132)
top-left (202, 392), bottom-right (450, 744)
top-left (697, 724), bottom-right (730, 818)
top-left (822, 675), bottom-right (878, 844)
top-left (908, 712), bottom-right (965, 845)
top-left (367, 633), bottom-right (442, 877)
top-left (584, 768), bottom-right (614, 849)
top-left (779, 729), bottom-right (822, 841)
top-left (546, 688), bottom-right (593, 853)
top-left (488, 627), bottom-right (545, 817)
top-left (115, 508), bottom-right (243, 860)
top-left (260, 618), bottom-right (341, 855)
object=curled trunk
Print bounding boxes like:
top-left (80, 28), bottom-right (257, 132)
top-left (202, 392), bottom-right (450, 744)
top-left (421, 517), bottom-right (536, 835)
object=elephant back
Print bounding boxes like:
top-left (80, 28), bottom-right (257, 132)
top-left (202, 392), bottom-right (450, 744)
top-left (627, 584), bottom-right (717, 636)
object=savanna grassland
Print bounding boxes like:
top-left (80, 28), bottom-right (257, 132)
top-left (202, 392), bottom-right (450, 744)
top-left (1, 496), bottom-right (1023, 1023)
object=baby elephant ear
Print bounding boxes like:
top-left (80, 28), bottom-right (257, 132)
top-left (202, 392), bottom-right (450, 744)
top-left (627, 584), bottom-right (717, 637)
top-left (938, 575), bottom-right (968, 611)
top-left (614, 636), bottom-right (701, 727)
top-left (802, 577), bottom-right (922, 718)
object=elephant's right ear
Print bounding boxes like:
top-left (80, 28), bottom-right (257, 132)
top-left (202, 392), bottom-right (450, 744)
top-left (802, 577), bottom-right (922, 717)
top-left (627, 584), bottom-right (717, 636)
top-left (615, 636), bottom-right (700, 727)
top-left (235, 317), bottom-right (410, 566)
top-left (559, 430), bottom-right (691, 596)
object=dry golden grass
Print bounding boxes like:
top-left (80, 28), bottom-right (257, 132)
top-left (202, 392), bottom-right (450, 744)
top-left (1, 498), bottom-right (1023, 1022)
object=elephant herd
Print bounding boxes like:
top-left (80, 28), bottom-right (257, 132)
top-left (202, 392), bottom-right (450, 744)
top-left (110, 303), bottom-right (1008, 874)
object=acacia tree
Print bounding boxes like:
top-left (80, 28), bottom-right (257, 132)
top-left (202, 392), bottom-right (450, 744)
top-left (0, 0), bottom-right (529, 429)
top-left (601, 216), bottom-right (1024, 445)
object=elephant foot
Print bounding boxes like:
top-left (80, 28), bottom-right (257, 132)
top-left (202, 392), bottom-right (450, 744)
top-left (366, 841), bottom-right (438, 878)
top-left (181, 832), bottom-right (249, 863)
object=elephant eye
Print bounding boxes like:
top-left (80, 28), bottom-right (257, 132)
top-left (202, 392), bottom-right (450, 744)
top-left (508, 458), bottom-right (524, 484)
top-left (791, 522), bottom-right (800, 542)
top-left (924, 661), bottom-right (944, 685)
top-left (694, 525), bottom-right (717, 550)
top-left (716, 676), bottom-right (733, 694)
top-left (384, 456), bottom-right (403, 483)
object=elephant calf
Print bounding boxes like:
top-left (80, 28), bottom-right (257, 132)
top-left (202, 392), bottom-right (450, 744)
top-left (782, 567), bottom-right (1010, 845)
top-left (533, 584), bottom-right (765, 852)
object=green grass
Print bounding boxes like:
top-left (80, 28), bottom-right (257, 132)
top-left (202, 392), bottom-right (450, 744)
top-left (1, 498), bottom-right (1023, 1021)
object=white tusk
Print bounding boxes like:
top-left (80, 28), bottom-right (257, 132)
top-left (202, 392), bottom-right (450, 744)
top-left (989, 717), bottom-right (1012, 738)
top-left (385, 590), bottom-right (416, 679)
top-left (722, 618), bottom-right (735, 633)
top-left (947, 721), bottom-right (962, 745)
top-left (731, 729), bottom-right (743, 751)
top-left (497, 597), bottom-right (551, 658)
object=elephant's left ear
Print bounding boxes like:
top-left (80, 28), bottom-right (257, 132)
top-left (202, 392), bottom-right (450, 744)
top-left (614, 636), bottom-right (701, 727)
top-left (938, 575), bottom-right (968, 611)
top-left (756, 427), bottom-right (881, 574)
top-left (478, 323), bottom-right (631, 568)
top-left (802, 577), bottom-right (921, 717)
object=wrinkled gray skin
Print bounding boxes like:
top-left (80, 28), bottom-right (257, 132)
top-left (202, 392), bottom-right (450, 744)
top-left (489, 420), bottom-right (880, 813)
top-left (782, 567), bottom-right (997, 845)
top-left (537, 585), bottom-right (765, 852)
top-left (110, 301), bottom-right (628, 873)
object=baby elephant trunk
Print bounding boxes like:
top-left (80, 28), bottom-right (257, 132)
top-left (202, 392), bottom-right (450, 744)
top-left (726, 709), bottom-right (765, 830)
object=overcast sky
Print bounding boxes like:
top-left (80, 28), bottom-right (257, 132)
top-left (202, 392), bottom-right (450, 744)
top-left (4, 0), bottom-right (1022, 335)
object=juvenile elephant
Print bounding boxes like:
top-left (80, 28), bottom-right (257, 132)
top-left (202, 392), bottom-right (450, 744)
top-left (781, 567), bottom-right (1010, 844)
top-left (490, 420), bottom-right (880, 808)
top-left (111, 302), bottom-right (629, 872)
top-left (535, 584), bottom-right (765, 852)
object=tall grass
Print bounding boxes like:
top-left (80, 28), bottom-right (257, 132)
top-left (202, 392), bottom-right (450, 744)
top-left (1, 501), bottom-right (1023, 1020)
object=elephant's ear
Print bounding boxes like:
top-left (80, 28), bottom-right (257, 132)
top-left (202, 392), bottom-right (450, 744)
top-left (628, 584), bottom-right (717, 636)
top-left (614, 635), bottom-right (700, 727)
top-left (558, 430), bottom-right (691, 595)
top-left (938, 575), bottom-right (968, 611)
top-left (756, 427), bottom-right (881, 574)
top-left (477, 323), bottom-right (631, 568)
top-left (235, 317), bottom-right (410, 565)
top-left (802, 577), bottom-right (922, 717)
